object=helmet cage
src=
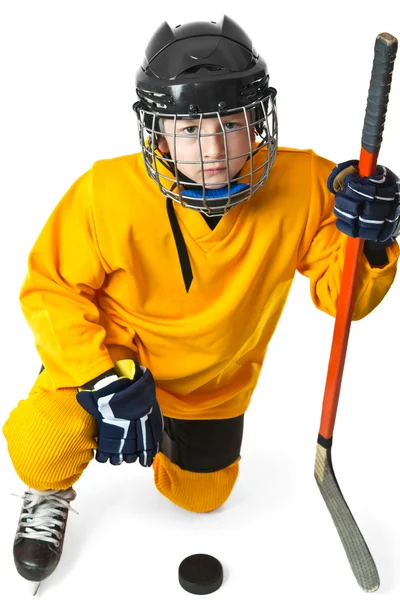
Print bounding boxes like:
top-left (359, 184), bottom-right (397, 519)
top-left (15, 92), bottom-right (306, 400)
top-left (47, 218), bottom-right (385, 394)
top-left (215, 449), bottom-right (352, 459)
top-left (135, 91), bottom-right (278, 216)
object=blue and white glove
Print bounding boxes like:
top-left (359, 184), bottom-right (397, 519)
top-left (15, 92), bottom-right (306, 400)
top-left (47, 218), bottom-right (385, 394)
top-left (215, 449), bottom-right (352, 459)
top-left (327, 159), bottom-right (400, 245)
top-left (76, 359), bottom-right (163, 466)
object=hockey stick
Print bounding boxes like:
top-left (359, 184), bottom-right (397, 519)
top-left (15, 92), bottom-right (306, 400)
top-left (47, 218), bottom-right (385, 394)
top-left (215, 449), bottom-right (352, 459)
top-left (314, 32), bottom-right (398, 593)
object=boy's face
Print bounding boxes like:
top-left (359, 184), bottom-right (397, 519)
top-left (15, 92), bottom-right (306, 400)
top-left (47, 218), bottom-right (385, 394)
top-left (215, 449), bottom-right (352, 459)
top-left (157, 112), bottom-right (256, 189)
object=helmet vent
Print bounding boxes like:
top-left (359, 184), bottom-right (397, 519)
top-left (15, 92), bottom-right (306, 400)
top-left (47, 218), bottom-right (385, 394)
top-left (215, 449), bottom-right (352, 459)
top-left (183, 64), bottom-right (225, 74)
top-left (240, 75), bottom-right (269, 100)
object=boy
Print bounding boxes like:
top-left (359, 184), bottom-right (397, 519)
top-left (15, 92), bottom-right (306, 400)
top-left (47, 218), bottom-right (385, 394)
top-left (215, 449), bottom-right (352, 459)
top-left (3, 15), bottom-right (399, 593)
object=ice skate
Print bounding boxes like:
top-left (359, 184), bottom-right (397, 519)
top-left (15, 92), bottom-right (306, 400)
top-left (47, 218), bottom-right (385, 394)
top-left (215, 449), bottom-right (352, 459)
top-left (13, 487), bottom-right (77, 594)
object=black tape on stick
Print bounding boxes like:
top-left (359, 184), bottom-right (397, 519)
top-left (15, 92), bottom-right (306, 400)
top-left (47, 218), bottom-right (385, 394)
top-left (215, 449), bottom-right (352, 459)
top-left (362, 32), bottom-right (398, 154)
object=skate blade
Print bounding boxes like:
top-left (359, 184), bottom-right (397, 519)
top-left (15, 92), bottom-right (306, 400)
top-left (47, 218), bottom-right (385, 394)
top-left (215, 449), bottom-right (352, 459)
top-left (32, 581), bottom-right (41, 596)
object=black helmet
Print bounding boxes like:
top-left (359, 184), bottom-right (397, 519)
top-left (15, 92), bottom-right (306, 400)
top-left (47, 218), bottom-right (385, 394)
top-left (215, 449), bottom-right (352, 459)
top-left (136, 15), bottom-right (272, 116)
top-left (133, 15), bottom-right (278, 215)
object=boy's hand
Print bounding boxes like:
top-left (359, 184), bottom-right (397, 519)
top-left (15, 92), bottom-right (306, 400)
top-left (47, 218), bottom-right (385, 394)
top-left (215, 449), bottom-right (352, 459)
top-left (76, 359), bottom-right (163, 466)
top-left (327, 159), bottom-right (400, 244)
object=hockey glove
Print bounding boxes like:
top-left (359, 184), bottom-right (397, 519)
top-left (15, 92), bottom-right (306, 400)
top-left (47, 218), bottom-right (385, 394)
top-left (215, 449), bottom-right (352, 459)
top-left (76, 359), bottom-right (163, 466)
top-left (327, 159), bottom-right (400, 245)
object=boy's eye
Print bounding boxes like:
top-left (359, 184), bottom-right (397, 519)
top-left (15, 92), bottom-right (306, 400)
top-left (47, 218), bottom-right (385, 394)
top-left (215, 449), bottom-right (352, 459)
top-left (224, 122), bottom-right (240, 131)
top-left (183, 126), bottom-right (198, 135)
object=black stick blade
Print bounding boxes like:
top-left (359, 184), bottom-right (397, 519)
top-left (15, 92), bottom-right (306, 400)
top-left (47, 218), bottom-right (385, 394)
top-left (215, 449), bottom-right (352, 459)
top-left (314, 441), bottom-right (380, 593)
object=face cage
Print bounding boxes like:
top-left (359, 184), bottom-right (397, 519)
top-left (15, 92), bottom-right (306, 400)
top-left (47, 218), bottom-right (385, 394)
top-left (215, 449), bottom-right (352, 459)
top-left (136, 97), bottom-right (278, 216)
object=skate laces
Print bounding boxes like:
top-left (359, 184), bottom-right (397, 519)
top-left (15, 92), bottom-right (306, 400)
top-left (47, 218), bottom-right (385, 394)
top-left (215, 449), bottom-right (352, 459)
top-left (13, 488), bottom-right (77, 546)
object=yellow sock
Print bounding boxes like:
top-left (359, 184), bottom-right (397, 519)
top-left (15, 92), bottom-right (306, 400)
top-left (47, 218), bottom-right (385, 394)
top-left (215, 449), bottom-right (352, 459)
top-left (152, 452), bottom-right (240, 513)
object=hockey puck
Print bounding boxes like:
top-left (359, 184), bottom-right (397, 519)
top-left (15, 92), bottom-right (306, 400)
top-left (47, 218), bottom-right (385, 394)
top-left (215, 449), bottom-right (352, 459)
top-left (178, 554), bottom-right (223, 595)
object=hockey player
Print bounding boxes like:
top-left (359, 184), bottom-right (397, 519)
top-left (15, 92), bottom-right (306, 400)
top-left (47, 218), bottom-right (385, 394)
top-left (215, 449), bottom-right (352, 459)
top-left (3, 15), bottom-right (400, 594)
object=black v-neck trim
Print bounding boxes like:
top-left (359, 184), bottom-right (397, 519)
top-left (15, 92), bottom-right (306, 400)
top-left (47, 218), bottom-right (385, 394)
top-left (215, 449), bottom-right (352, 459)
top-left (166, 198), bottom-right (193, 293)
top-left (200, 212), bottom-right (223, 231)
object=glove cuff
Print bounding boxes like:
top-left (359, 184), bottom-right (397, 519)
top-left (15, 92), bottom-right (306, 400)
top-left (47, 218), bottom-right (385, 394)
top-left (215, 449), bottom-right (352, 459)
top-left (81, 359), bottom-right (143, 391)
top-left (363, 240), bottom-right (389, 267)
top-left (93, 374), bottom-right (119, 390)
top-left (83, 367), bottom-right (118, 389)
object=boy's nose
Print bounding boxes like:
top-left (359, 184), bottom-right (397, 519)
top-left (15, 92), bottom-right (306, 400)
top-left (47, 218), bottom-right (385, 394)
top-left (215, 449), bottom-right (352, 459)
top-left (202, 133), bottom-right (226, 160)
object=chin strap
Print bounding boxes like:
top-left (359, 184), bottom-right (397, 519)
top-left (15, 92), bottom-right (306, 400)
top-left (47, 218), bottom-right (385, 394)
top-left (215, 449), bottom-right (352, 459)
top-left (180, 182), bottom-right (249, 199)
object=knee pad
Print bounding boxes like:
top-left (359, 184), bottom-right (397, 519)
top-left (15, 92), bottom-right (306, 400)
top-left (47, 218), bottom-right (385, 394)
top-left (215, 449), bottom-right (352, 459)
top-left (153, 415), bottom-right (244, 512)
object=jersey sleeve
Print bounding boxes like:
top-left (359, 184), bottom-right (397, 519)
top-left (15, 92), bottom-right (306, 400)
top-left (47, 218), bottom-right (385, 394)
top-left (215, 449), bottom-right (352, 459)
top-left (296, 153), bottom-right (399, 320)
top-left (19, 168), bottom-right (132, 388)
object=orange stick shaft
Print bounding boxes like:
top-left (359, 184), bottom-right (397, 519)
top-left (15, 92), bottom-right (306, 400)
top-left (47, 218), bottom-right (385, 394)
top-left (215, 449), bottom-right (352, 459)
top-left (318, 149), bottom-right (379, 439)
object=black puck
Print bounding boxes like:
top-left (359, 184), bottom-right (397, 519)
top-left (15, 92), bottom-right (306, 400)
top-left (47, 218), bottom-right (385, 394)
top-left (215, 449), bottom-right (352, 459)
top-left (178, 554), bottom-right (223, 595)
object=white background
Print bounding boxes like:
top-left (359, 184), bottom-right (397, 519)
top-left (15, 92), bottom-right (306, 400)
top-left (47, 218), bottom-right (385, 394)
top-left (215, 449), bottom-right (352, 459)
top-left (1, 1), bottom-right (399, 598)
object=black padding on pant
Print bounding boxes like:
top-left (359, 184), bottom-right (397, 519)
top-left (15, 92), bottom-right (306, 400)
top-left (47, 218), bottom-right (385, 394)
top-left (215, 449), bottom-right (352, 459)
top-left (159, 414), bottom-right (244, 473)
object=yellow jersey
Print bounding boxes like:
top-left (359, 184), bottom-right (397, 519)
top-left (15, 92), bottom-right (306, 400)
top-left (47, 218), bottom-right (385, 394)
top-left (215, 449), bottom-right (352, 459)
top-left (19, 147), bottom-right (399, 418)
